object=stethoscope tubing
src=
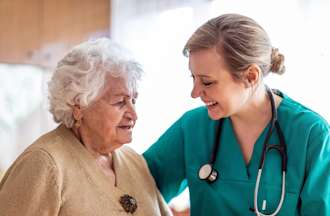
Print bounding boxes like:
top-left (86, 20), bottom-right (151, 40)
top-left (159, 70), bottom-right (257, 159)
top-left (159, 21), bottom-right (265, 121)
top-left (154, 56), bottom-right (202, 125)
top-left (198, 85), bottom-right (288, 214)
top-left (254, 170), bottom-right (286, 216)
top-left (254, 86), bottom-right (287, 215)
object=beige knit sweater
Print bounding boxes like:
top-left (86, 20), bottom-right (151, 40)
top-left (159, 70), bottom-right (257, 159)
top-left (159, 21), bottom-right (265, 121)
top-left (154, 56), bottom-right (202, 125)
top-left (0, 125), bottom-right (172, 216)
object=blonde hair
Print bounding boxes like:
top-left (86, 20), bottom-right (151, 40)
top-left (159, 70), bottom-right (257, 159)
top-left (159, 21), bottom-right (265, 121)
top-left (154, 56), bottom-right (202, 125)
top-left (48, 38), bottom-right (143, 128)
top-left (183, 13), bottom-right (285, 79)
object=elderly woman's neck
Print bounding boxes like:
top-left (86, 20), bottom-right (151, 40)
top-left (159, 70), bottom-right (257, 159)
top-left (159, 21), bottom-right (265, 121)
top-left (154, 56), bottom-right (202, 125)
top-left (71, 126), bottom-right (114, 168)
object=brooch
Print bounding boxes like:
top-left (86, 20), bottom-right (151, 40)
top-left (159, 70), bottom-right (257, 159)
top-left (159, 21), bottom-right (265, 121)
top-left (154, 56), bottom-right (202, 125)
top-left (119, 194), bottom-right (138, 214)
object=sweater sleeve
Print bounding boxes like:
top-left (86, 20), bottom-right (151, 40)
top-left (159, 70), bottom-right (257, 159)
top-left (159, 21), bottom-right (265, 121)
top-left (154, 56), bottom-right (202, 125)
top-left (156, 187), bottom-right (174, 216)
top-left (300, 122), bottom-right (330, 215)
top-left (0, 149), bottom-right (61, 216)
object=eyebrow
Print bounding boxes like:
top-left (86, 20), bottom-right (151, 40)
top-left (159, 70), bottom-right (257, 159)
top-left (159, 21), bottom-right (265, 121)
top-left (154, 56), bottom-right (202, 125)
top-left (112, 92), bottom-right (138, 98)
top-left (191, 73), bottom-right (212, 78)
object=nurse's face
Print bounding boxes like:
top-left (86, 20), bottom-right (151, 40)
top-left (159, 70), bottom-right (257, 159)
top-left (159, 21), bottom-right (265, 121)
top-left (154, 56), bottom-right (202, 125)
top-left (189, 48), bottom-right (250, 120)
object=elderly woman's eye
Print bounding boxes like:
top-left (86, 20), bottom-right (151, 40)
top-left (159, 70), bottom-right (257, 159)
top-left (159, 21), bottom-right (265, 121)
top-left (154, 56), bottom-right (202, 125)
top-left (132, 98), bottom-right (137, 105)
top-left (115, 100), bottom-right (126, 106)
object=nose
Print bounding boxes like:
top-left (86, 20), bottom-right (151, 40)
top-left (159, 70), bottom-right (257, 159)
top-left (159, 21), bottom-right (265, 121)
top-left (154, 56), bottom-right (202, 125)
top-left (125, 102), bottom-right (138, 121)
top-left (191, 82), bottom-right (202, 98)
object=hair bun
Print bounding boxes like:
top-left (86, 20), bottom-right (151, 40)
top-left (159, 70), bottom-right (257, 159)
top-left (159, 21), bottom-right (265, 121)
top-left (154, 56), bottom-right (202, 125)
top-left (270, 48), bottom-right (285, 75)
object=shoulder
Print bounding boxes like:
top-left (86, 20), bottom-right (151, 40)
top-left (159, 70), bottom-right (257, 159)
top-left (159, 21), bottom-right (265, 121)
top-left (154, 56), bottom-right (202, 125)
top-left (278, 92), bottom-right (329, 132)
top-left (182, 106), bottom-right (208, 120)
top-left (116, 145), bottom-right (147, 169)
top-left (28, 125), bottom-right (69, 153)
top-left (116, 145), bottom-right (140, 159)
top-left (116, 145), bottom-right (157, 176)
top-left (2, 126), bottom-right (67, 181)
top-left (277, 91), bottom-right (329, 156)
top-left (116, 145), bottom-right (158, 185)
top-left (10, 126), bottom-right (65, 173)
top-left (11, 148), bottom-right (57, 172)
top-left (15, 125), bottom-right (79, 176)
top-left (176, 106), bottom-right (212, 129)
top-left (0, 147), bottom-right (59, 189)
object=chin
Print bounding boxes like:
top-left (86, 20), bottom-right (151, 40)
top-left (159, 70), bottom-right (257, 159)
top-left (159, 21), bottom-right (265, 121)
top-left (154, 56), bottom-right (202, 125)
top-left (121, 137), bottom-right (133, 145)
top-left (207, 110), bottom-right (223, 120)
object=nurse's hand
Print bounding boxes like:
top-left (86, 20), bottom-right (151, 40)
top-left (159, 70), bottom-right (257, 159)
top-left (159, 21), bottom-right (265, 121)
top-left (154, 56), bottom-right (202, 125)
top-left (171, 207), bottom-right (190, 216)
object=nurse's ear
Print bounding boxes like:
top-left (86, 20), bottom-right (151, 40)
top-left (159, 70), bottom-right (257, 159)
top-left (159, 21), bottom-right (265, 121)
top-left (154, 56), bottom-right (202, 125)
top-left (242, 64), bottom-right (261, 88)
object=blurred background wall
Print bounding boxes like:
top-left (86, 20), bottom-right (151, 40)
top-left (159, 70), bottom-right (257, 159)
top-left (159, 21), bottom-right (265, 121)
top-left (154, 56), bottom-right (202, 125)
top-left (1, 0), bottom-right (329, 214)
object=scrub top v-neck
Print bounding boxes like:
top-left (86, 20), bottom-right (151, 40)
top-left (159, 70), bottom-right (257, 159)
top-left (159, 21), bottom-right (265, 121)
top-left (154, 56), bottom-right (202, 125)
top-left (143, 91), bottom-right (330, 216)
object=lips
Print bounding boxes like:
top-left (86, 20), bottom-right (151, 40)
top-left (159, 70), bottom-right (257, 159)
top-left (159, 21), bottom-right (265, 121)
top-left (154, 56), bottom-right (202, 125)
top-left (118, 122), bottom-right (135, 130)
top-left (118, 126), bottom-right (133, 129)
top-left (203, 100), bottom-right (218, 108)
top-left (205, 101), bottom-right (217, 106)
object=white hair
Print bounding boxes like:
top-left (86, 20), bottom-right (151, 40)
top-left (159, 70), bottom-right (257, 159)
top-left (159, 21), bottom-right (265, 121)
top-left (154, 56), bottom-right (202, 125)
top-left (48, 37), bottom-right (143, 128)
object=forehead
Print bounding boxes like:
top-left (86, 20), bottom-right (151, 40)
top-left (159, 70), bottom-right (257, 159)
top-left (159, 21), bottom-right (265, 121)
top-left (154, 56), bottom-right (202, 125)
top-left (188, 48), bottom-right (228, 76)
top-left (104, 75), bottom-right (137, 97)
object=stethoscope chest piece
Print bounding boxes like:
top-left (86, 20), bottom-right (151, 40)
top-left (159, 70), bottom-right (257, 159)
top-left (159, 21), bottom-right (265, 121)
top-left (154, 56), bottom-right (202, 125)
top-left (198, 164), bottom-right (218, 183)
top-left (197, 86), bottom-right (287, 215)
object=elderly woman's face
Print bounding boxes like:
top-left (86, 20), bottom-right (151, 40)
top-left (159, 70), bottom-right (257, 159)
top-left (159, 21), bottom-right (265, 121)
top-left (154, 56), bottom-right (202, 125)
top-left (80, 76), bottom-right (138, 153)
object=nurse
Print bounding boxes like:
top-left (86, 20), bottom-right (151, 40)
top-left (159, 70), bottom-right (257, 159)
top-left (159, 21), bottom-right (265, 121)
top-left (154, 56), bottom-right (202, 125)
top-left (143, 13), bottom-right (330, 215)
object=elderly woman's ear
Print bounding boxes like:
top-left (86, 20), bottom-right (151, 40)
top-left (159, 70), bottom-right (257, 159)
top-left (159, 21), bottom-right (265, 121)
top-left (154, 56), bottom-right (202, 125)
top-left (72, 105), bottom-right (83, 128)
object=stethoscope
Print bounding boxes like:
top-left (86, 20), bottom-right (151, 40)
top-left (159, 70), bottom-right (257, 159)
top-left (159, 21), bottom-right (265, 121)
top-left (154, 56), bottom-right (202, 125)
top-left (198, 86), bottom-right (288, 216)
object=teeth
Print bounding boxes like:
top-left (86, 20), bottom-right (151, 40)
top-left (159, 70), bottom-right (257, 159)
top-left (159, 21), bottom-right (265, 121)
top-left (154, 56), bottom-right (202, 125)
top-left (205, 101), bottom-right (217, 106)
top-left (119, 126), bottom-right (133, 129)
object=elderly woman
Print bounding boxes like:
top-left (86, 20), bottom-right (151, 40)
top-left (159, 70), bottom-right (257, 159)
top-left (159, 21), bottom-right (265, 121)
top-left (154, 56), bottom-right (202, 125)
top-left (0, 38), bottom-right (172, 216)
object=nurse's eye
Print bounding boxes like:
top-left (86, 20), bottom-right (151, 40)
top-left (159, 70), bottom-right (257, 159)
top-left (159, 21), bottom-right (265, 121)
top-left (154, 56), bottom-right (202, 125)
top-left (202, 81), bottom-right (214, 86)
top-left (190, 74), bottom-right (195, 80)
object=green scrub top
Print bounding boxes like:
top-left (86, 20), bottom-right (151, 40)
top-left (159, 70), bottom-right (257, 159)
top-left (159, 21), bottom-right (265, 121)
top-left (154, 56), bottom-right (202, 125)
top-left (143, 91), bottom-right (330, 216)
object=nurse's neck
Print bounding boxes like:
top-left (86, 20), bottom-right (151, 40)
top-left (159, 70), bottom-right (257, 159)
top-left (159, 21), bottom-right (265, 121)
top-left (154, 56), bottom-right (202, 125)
top-left (231, 84), bottom-right (282, 127)
top-left (230, 84), bottom-right (282, 164)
